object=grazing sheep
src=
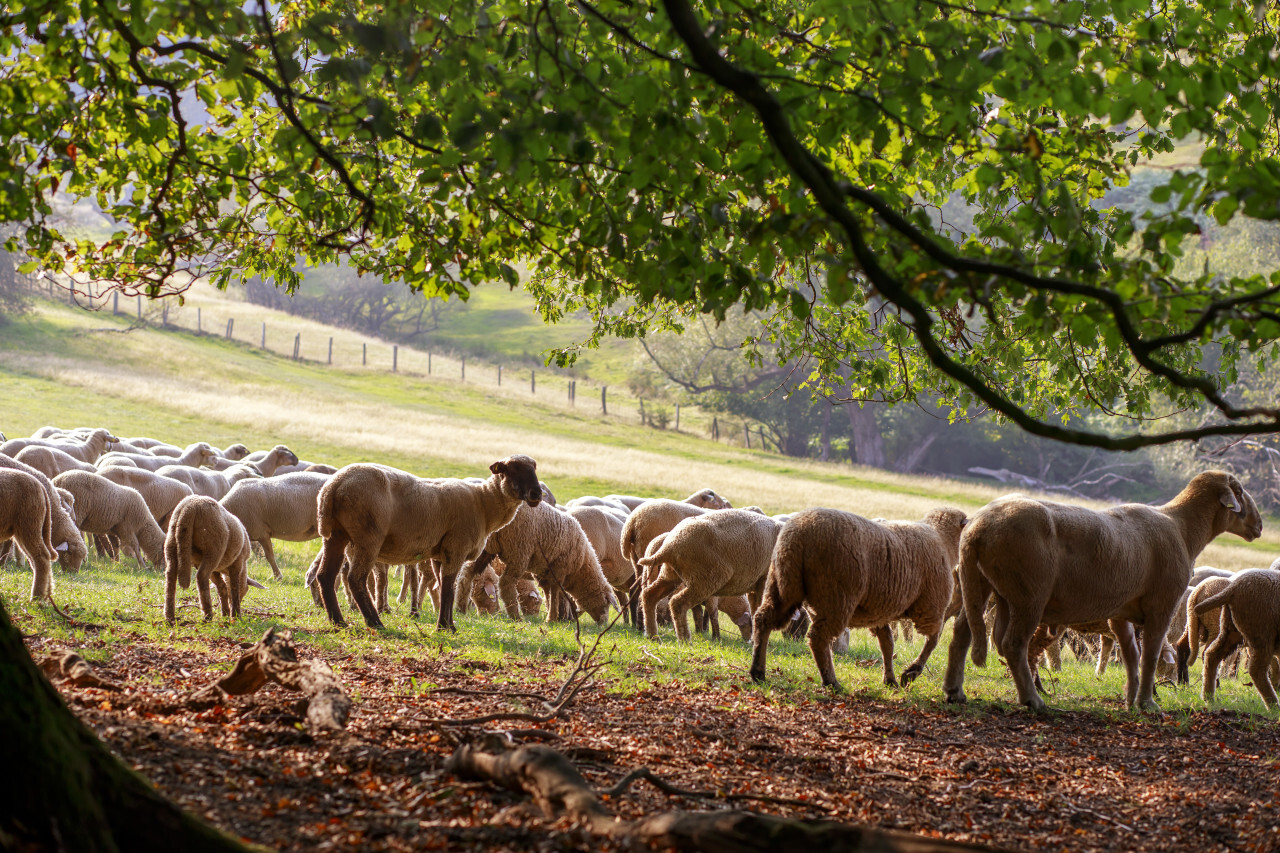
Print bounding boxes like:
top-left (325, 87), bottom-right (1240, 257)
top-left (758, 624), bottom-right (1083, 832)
top-left (220, 472), bottom-right (330, 580)
top-left (51, 471), bottom-right (167, 570)
top-left (750, 507), bottom-right (966, 691)
top-left (566, 505), bottom-right (632, 616)
top-left (0, 428), bottom-right (118, 464)
top-left (1196, 569), bottom-right (1280, 706)
top-left (96, 466), bottom-right (195, 529)
top-left (640, 509), bottom-right (782, 642)
top-left (210, 444), bottom-right (298, 474)
top-left (0, 453), bottom-right (87, 573)
top-left (1178, 576), bottom-right (1234, 689)
top-left (156, 462), bottom-right (263, 500)
top-left (0, 469), bottom-right (59, 600)
top-left (620, 499), bottom-right (713, 626)
top-left (944, 471), bottom-right (1262, 712)
top-left (163, 495), bottom-right (251, 624)
top-left (308, 455), bottom-right (543, 630)
top-left (98, 442), bottom-right (218, 472)
top-left (14, 446), bottom-right (96, 479)
top-left (564, 495), bottom-right (632, 513)
top-left (711, 594), bottom-right (754, 641)
top-left (456, 501), bottom-right (618, 625)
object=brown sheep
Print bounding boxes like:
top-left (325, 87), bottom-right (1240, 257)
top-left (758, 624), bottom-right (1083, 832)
top-left (750, 507), bottom-right (966, 691)
top-left (163, 495), bottom-right (250, 624)
top-left (0, 453), bottom-right (87, 574)
top-left (1196, 569), bottom-right (1280, 705)
top-left (309, 456), bottom-right (542, 631)
top-left (945, 471), bottom-right (1262, 712)
top-left (0, 469), bottom-right (59, 600)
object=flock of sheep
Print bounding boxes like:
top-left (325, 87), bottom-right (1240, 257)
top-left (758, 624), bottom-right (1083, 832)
top-left (3, 424), bottom-right (1280, 714)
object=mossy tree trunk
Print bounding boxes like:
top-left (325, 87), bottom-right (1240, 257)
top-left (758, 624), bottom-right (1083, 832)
top-left (0, 599), bottom-right (260, 853)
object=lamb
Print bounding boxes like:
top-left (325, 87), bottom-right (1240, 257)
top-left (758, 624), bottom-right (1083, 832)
top-left (98, 442), bottom-right (218, 472)
top-left (96, 467), bottom-right (195, 529)
top-left (0, 469), bottom-right (59, 600)
top-left (639, 509), bottom-right (782, 642)
top-left (156, 462), bottom-right (263, 500)
top-left (0, 453), bottom-right (87, 573)
top-left (750, 507), bottom-right (966, 690)
top-left (0, 428), bottom-right (118, 464)
top-left (1196, 568), bottom-right (1280, 706)
top-left (455, 501), bottom-right (618, 625)
top-left (308, 455), bottom-right (543, 630)
top-left (220, 472), bottom-right (330, 580)
top-left (944, 471), bottom-right (1261, 712)
top-left (163, 495), bottom-right (251, 623)
top-left (51, 471), bottom-right (166, 569)
top-left (14, 445), bottom-right (98, 480)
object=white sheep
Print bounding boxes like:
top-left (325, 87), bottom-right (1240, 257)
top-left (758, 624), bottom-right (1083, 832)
top-left (945, 471), bottom-right (1262, 712)
top-left (163, 495), bottom-right (251, 624)
top-left (0, 428), bottom-right (118, 464)
top-left (51, 471), bottom-right (166, 569)
top-left (639, 509), bottom-right (782, 642)
top-left (96, 466), bottom-right (195, 529)
top-left (620, 499), bottom-right (713, 627)
top-left (98, 442), bottom-right (218, 472)
top-left (0, 453), bottom-right (87, 574)
top-left (308, 455), bottom-right (543, 630)
top-left (13, 446), bottom-right (96, 480)
top-left (220, 472), bottom-right (330, 580)
top-left (750, 507), bottom-right (966, 690)
top-left (0, 468), bottom-right (59, 600)
top-left (156, 462), bottom-right (263, 500)
top-left (565, 505), bottom-right (633, 617)
top-left (456, 501), bottom-right (618, 625)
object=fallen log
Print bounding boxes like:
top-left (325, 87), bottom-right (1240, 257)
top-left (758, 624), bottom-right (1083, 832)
top-left (446, 742), bottom-right (1005, 852)
top-left (39, 650), bottom-right (123, 691)
top-left (189, 628), bottom-right (350, 730)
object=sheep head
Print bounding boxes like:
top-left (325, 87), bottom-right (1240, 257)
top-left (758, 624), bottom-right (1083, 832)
top-left (223, 443), bottom-right (250, 461)
top-left (190, 442), bottom-right (219, 468)
top-left (272, 445), bottom-right (300, 467)
top-left (490, 454), bottom-right (542, 507)
top-left (688, 488), bottom-right (731, 509)
top-left (1200, 470), bottom-right (1263, 541)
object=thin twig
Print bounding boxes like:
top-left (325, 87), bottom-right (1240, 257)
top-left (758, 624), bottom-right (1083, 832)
top-left (600, 766), bottom-right (818, 809)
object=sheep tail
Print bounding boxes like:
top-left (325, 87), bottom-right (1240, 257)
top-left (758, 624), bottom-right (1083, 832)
top-left (758, 529), bottom-right (805, 625)
top-left (316, 478), bottom-right (337, 539)
top-left (1194, 585), bottom-right (1234, 617)
top-left (40, 489), bottom-right (57, 560)
top-left (620, 517), bottom-right (638, 565)
top-left (1186, 598), bottom-right (1205, 660)
top-left (173, 514), bottom-right (194, 589)
top-left (959, 537), bottom-right (989, 667)
top-left (636, 540), bottom-right (670, 571)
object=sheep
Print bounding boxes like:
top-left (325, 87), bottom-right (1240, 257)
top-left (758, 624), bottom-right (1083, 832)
top-left (455, 501), bottom-right (618, 625)
top-left (639, 509), bottom-right (782, 642)
top-left (0, 453), bottom-right (87, 574)
top-left (565, 505), bottom-right (633, 616)
top-left (163, 495), bottom-right (251, 624)
top-left (711, 594), bottom-right (754, 641)
top-left (750, 507), bottom-right (966, 691)
top-left (156, 462), bottom-right (263, 500)
top-left (240, 445), bottom-right (300, 473)
top-left (0, 428), bottom-right (118, 464)
top-left (565, 495), bottom-right (632, 513)
top-left (308, 455), bottom-right (543, 630)
top-left (14, 446), bottom-right (97, 480)
top-left (98, 442), bottom-right (218, 472)
top-left (1196, 568), bottom-right (1280, 706)
top-left (0, 468), bottom-right (59, 600)
top-left (1178, 576), bottom-right (1235, 689)
top-left (220, 472), bottom-right (330, 580)
top-left (51, 471), bottom-right (167, 569)
top-left (96, 466), bottom-right (194, 529)
top-left (944, 471), bottom-right (1261, 712)
top-left (620, 499), bottom-right (713, 626)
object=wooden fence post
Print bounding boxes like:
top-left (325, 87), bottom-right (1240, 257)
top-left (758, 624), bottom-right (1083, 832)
top-left (675, 403), bottom-right (680, 431)
top-left (530, 370), bottom-right (535, 394)
top-left (427, 351), bottom-right (431, 374)
top-left (327, 337), bottom-right (333, 364)
top-left (498, 365), bottom-right (502, 386)
top-left (136, 295), bottom-right (142, 319)
top-left (639, 398), bottom-right (646, 426)
top-left (712, 416), bottom-right (719, 441)
top-left (461, 357), bottom-right (466, 381)
top-left (293, 333), bottom-right (300, 360)
top-left (393, 345), bottom-right (398, 372)
top-left (161, 304), bottom-right (169, 326)
top-left (225, 318), bottom-right (234, 339)
top-left (261, 322), bottom-right (267, 348)
top-left (744, 423), bottom-right (751, 449)
top-left (759, 426), bottom-right (766, 450)
top-left (362, 342), bottom-right (367, 366)
top-left (197, 307), bottom-right (201, 333)
top-left (112, 292), bottom-right (119, 315)
top-left (601, 386), bottom-right (607, 415)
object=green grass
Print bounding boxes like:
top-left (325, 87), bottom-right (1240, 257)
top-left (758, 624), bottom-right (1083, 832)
top-left (6, 541), bottom-right (1277, 719)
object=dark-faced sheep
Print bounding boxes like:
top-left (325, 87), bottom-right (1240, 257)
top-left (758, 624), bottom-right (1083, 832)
top-left (309, 456), bottom-right (542, 630)
top-left (750, 507), bottom-right (966, 691)
top-left (944, 471), bottom-right (1262, 712)
top-left (163, 495), bottom-right (250, 624)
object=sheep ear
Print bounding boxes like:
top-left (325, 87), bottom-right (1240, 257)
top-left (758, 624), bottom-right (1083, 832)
top-left (1220, 488), bottom-right (1242, 513)
top-left (489, 460), bottom-right (509, 476)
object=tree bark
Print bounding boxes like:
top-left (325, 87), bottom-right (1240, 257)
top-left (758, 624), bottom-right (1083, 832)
top-left (0, 599), bottom-right (262, 852)
top-left (847, 406), bottom-right (886, 468)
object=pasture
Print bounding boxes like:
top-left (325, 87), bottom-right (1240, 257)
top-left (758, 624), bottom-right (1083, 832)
top-left (5, 296), bottom-right (1280, 852)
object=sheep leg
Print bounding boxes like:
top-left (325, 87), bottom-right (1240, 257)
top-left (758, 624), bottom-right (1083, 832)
top-left (1202, 620), bottom-right (1240, 702)
top-left (163, 559), bottom-right (180, 624)
top-left (873, 625), bottom-right (898, 688)
top-left (641, 570), bottom-right (681, 640)
top-left (314, 536), bottom-right (352, 628)
top-left (670, 577), bottom-right (720, 644)
top-left (497, 566), bottom-right (525, 620)
top-left (1095, 635), bottom-right (1114, 676)
top-left (436, 559), bottom-right (464, 633)
top-left (211, 573), bottom-right (232, 619)
top-left (900, 630), bottom-right (941, 689)
top-left (259, 537), bottom-right (283, 581)
top-left (1248, 643), bottom-right (1279, 708)
top-left (399, 562), bottom-right (414, 605)
top-left (372, 563), bottom-right (390, 614)
top-left (807, 614), bottom-right (847, 691)
top-left (706, 597), bottom-right (721, 641)
top-left (691, 604), bottom-right (706, 636)
top-left (195, 563), bottom-right (216, 621)
top-left (344, 551), bottom-right (384, 630)
top-left (1002, 609), bottom-right (1047, 711)
top-left (1175, 633), bottom-right (1192, 686)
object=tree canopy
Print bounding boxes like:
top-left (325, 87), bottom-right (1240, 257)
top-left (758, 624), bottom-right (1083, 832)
top-left (5, 0), bottom-right (1280, 447)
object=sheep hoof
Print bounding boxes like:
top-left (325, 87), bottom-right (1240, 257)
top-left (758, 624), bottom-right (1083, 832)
top-left (944, 689), bottom-right (967, 704)
top-left (823, 679), bottom-right (846, 693)
top-left (749, 667), bottom-right (766, 683)
top-left (1023, 696), bottom-right (1048, 713)
top-left (900, 668), bottom-right (921, 688)
top-left (1135, 698), bottom-right (1161, 714)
